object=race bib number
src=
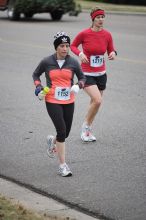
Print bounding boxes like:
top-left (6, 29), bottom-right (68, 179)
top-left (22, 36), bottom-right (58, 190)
top-left (90, 55), bottom-right (104, 67)
top-left (55, 87), bottom-right (70, 100)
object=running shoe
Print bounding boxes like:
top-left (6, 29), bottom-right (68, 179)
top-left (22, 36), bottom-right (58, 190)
top-left (58, 163), bottom-right (72, 177)
top-left (46, 135), bottom-right (56, 158)
top-left (81, 124), bottom-right (96, 142)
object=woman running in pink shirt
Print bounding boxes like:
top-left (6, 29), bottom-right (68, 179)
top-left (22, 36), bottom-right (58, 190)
top-left (33, 31), bottom-right (86, 176)
top-left (71, 6), bottom-right (117, 142)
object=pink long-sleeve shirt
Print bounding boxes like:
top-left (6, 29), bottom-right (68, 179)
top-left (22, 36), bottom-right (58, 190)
top-left (70, 28), bottom-right (115, 74)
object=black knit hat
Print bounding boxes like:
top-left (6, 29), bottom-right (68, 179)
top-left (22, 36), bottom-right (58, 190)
top-left (54, 31), bottom-right (70, 50)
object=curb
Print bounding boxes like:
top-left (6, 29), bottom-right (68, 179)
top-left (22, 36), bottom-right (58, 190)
top-left (0, 177), bottom-right (99, 220)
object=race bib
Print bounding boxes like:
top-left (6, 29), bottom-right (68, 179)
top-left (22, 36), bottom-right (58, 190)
top-left (55, 87), bottom-right (70, 100)
top-left (90, 55), bottom-right (104, 67)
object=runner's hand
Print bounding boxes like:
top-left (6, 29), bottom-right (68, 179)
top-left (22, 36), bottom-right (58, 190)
top-left (35, 84), bottom-right (43, 96)
top-left (78, 80), bottom-right (85, 89)
top-left (79, 52), bottom-right (89, 63)
top-left (108, 51), bottom-right (116, 60)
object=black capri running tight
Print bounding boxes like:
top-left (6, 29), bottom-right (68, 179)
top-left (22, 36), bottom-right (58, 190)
top-left (46, 102), bottom-right (74, 142)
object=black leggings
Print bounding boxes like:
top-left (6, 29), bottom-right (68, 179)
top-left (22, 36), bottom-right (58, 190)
top-left (46, 102), bottom-right (74, 142)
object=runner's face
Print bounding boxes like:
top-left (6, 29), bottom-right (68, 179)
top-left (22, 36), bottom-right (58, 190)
top-left (93, 15), bottom-right (105, 28)
top-left (56, 43), bottom-right (70, 59)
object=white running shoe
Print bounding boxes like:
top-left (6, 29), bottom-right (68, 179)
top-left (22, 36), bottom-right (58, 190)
top-left (46, 135), bottom-right (56, 158)
top-left (88, 133), bottom-right (96, 142)
top-left (58, 163), bottom-right (72, 177)
top-left (81, 125), bottom-right (90, 142)
top-left (81, 124), bottom-right (96, 142)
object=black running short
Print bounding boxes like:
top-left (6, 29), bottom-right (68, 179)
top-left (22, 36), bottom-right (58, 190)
top-left (84, 74), bottom-right (107, 91)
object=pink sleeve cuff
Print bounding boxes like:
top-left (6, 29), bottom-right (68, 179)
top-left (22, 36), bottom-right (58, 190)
top-left (34, 80), bottom-right (41, 86)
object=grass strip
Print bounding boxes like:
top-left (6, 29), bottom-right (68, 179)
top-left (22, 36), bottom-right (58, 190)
top-left (75, 0), bottom-right (146, 13)
top-left (0, 194), bottom-right (72, 220)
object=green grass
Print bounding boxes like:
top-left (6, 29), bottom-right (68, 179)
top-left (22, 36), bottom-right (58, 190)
top-left (0, 195), bottom-right (70, 220)
top-left (75, 0), bottom-right (146, 13)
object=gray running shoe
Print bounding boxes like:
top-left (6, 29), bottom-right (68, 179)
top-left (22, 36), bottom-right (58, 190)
top-left (46, 135), bottom-right (56, 158)
top-left (58, 163), bottom-right (72, 177)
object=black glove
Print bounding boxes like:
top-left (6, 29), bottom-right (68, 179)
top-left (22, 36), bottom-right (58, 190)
top-left (35, 84), bottom-right (43, 96)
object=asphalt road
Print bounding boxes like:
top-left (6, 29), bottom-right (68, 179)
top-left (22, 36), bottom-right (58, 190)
top-left (0, 11), bottom-right (146, 220)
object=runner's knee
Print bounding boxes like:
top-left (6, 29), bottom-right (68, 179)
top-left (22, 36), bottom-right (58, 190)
top-left (92, 96), bottom-right (102, 107)
top-left (56, 130), bottom-right (66, 142)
